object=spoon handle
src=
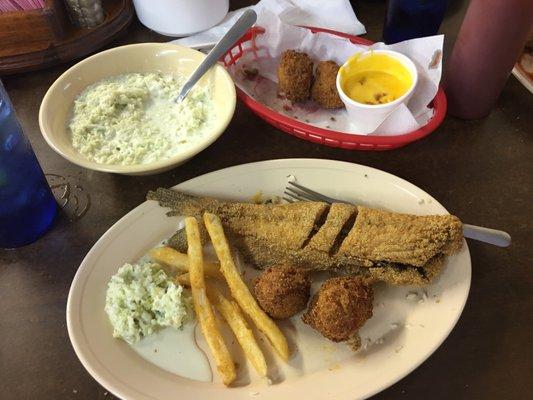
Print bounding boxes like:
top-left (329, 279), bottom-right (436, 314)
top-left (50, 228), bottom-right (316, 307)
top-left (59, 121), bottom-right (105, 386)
top-left (176, 9), bottom-right (257, 102)
top-left (463, 224), bottom-right (511, 247)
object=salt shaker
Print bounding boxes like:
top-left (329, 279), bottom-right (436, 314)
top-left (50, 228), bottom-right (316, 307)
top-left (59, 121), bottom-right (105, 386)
top-left (64, 0), bottom-right (105, 28)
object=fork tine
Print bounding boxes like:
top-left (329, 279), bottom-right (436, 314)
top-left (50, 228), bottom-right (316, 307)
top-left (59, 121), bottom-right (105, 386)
top-left (282, 196), bottom-right (294, 203)
top-left (283, 190), bottom-right (307, 202)
top-left (288, 181), bottom-right (335, 204)
top-left (285, 187), bottom-right (316, 202)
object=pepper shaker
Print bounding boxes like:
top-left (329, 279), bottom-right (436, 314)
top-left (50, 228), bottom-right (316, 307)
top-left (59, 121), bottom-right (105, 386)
top-left (64, 0), bottom-right (105, 28)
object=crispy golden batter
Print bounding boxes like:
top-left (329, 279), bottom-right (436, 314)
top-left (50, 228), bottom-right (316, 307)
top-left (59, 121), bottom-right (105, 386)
top-left (367, 255), bottom-right (445, 286)
top-left (311, 61), bottom-right (344, 109)
top-left (254, 264), bottom-right (311, 319)
top-left (277, 50), bottom-right (313, 102)
top-left (306, 203), bottom-right (355, 252)
top-left (150, 188), bottom-right (328, 254)
top-left (339, 207), bottom-right (463, 267)
top-left (147, 189), bottom-right (463, 286)
top-left (302, 277), bottom-right (373, 347)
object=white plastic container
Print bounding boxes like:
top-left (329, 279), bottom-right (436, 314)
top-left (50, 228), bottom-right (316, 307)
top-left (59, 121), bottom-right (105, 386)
top-left (133, 0), bottom-right (229, 37)
top-left (336, 50), bottom-right (418, 134)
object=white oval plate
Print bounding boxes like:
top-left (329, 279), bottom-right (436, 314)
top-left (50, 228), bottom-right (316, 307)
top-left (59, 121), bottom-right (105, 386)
top-left (67, 159), bottom-right (471, 400)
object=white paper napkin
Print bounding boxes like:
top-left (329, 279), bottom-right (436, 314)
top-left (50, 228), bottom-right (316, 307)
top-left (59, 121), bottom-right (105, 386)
top-left (171, 0), bottom-right (366, 49)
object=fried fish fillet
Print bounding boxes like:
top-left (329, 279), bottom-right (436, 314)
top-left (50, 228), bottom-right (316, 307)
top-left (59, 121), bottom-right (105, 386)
top-left (147, 189), bottom-right (463, 286)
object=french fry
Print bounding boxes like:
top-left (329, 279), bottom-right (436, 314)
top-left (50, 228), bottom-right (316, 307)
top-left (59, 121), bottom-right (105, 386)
top-left (177, 272), bottom-right (192, 286)
top-left (208, 284), bottom-right (268, 377)
top-left (185, 217), bottom-right (236, 386)
top-left (149, 246), bottom-right (222, 279)
top-left (176, 274), bottom-right (268, 377)
top-left (175, 272), bottom-right (191, 286)
top-left (203, 212), bottom-right (290, 361)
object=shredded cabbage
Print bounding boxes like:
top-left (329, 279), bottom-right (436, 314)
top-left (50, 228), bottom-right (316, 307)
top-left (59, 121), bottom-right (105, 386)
top-left (69, 72), bottom-right (214, 165)
top-left (104, 262), bottom-right (193, 344)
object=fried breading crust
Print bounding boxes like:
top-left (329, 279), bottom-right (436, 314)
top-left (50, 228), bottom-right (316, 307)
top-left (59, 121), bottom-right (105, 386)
top-left (302, 277), bottom-right (373, 345)
top-left (147, 189), bottom-right (463, 286)
top-left (277, 50), bottom-right (313, 102)
top-left (311, 61), bottom-right (344, 109)
top-left (254, 264), bottom-right (311, 319)
top-left (340, 207), bottom-right (463, 267)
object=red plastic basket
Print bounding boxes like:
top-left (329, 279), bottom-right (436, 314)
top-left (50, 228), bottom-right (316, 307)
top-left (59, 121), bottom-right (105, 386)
top-left (222, 27), bottom-right (447, 151)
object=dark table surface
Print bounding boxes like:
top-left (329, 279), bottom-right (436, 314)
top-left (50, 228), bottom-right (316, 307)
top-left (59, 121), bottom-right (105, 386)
top-left (1, 1), bottom-right (532, 399)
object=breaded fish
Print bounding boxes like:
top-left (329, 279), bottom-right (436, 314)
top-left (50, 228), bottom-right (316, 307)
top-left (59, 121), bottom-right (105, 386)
top-left (147, 189), bottom-right (463, 286)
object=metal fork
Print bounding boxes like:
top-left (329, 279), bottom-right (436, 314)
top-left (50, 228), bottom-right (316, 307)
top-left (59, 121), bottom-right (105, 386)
top-left (283, 181), bottom-right (511, 248)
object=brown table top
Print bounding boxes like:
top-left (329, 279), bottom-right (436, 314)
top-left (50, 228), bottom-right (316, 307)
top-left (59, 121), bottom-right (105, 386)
top-left (1, 1), bottom-right (532, 399)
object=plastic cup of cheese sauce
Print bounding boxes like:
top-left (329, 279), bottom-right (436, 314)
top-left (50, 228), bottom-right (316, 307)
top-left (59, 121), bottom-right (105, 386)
top-left (336, 50), bottom-right (418, 133)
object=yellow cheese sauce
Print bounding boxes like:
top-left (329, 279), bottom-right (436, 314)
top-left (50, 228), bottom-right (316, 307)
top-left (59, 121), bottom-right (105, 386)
top-left (339, 53), bottom-right (413, 105)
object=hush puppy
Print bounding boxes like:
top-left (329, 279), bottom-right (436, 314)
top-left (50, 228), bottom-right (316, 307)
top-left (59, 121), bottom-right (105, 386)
top-left (254, 264), bottom-right (311, 319)
top-left (311, 61), bottom-right (344, 109)
top-left (277, 50), bottom-right (314, 102)
top-left (302, 277), bottom-right (373, 349)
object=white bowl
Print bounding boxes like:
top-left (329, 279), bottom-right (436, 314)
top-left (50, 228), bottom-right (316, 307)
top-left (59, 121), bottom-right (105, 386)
top-left (133, 0), bottom-right (229, 37)
top-left (336, 50), bottom-right (418, 134)
top-left (39, 43), bottom-right (236, 175)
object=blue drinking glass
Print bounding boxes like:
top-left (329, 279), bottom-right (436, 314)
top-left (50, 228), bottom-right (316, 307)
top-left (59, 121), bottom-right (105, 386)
top-left (383, 0), bottom-right (449, 44)
top-left (0, 80), bottom-right (57, 248)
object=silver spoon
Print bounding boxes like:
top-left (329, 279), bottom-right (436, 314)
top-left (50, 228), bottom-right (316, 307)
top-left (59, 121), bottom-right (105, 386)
top-left (176, 9), bottom-right (257, 103)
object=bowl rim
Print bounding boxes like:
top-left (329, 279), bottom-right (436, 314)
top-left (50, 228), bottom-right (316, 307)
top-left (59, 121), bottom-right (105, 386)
top-left (336, 49), bottom-right (419, 110)
top-left (39, 42), bottom-right (236, 175)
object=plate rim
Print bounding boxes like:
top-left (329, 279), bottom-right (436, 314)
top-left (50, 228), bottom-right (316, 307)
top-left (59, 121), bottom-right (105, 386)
top-left (66, 158), bottom-right (471, 400)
